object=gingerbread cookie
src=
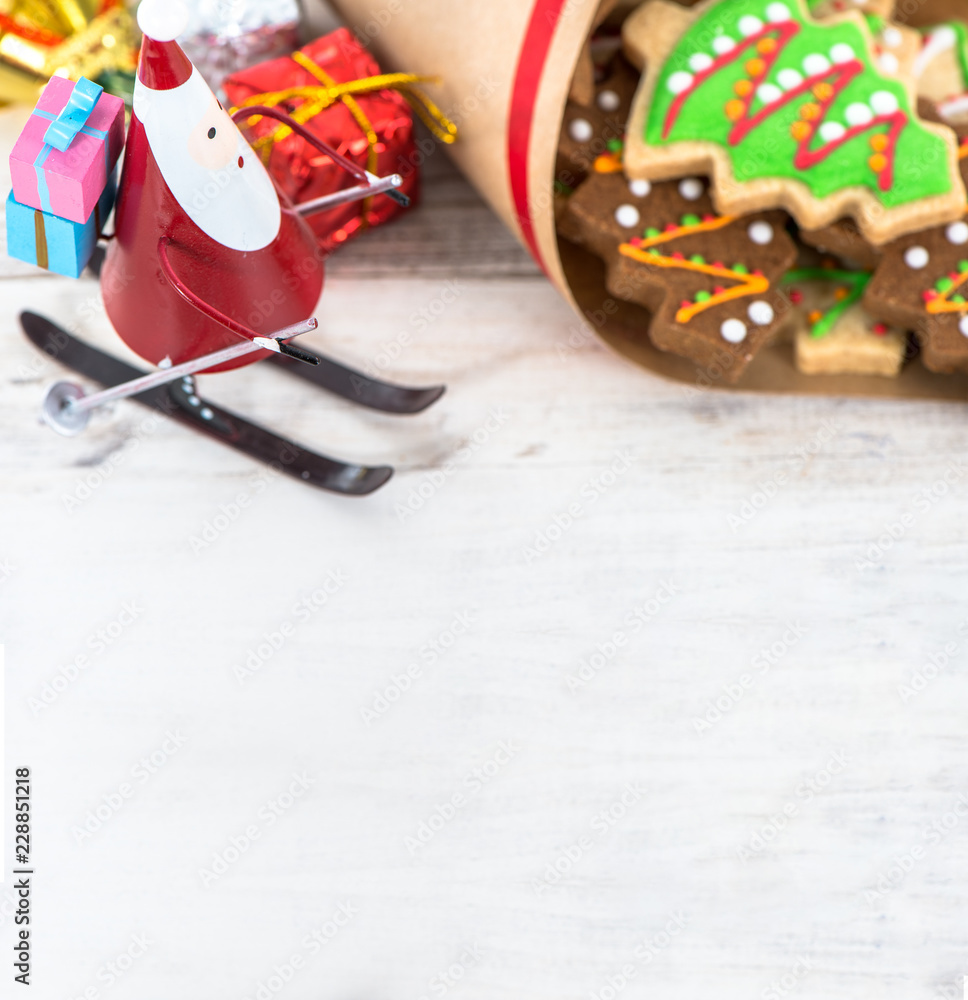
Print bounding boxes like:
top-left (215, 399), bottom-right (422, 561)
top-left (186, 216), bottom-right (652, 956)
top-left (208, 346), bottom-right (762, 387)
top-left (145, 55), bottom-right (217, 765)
top-left (570, 0), bottom-right (621, 107)
top-left (622, 0), bottom-right (965, 245)
top-left (865, 136), bottom-right (968, 373)
top-left (914, 22), bottom-right (968, 123)
top-left (558, 54), bottom-right (640, 190)
top-left (784, 266), bottom-right (907, 374)
top-left (560, 170), bottom-right (797, 381)
top-left (799, 217), bottom-right (882, 268)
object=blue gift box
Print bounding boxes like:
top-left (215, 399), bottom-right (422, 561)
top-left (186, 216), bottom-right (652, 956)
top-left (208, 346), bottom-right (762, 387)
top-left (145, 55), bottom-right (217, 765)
top-left (5, 171), bottom-right (116, 279)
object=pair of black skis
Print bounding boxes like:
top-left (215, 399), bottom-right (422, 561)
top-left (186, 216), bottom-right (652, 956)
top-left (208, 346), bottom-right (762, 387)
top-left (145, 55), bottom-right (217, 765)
top-left (21, 254), bottom-right (444, 497)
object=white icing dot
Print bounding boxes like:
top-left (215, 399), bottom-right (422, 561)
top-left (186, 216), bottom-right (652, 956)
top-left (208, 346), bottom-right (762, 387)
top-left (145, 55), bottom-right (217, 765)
top-left (667, 71), bottom-right (694, 94)
top-left (628, 178), bottom-right (652, 198)
top-left (881, 26), bottom-right (902, 48)
top-left (748, 221), bottom-right (774, 245)
top-left (878, 53), bottom-right (899, 75)
top-left (614, 204), bottom-right (641, 228)
top-left (819, 121), bottom-right (846, 142)
top-left (712, 35), bottom-right (736, 55)
top-left (757, 83), bottom-right (783, 104)
top-left (830, 43), bottom-right (855, 64)
top-left (568, 117), bottom-right (593, 142)
top-left (960, 315), bottom-right (968, 338)
top-left (947, 221), bottom-right (968, 245)
top-left (678, 177), bottom-right (703, 201)
top-left (929, 25), bottom-right (958, 49)
top-left (904, 246), bottom-right (930, 270)
top-left (689, 52), bottom-right (714, 72)
top-left (845, 102), bottom-right (873, 126)
top-left (870, 90), bottom-right (899, 115)
top-left (597, 89), bottom-right (621, 112)
top-left (803, 53), bottom-right (831, 77)
top-left (738, 15), bottom-right (764, 36)
top-left (765, 3), bottom-right (791, 22)
top-left (777, 68), bottom-right (803, 90)
top-left (721, 318), bottom-right (748, 343)
top-left (748, 301), bottom-right (775, 325)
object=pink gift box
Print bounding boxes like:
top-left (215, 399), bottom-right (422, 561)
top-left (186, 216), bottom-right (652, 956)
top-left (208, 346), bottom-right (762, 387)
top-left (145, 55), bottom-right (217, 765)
top-left (10, 76), bottom-right (125, 226)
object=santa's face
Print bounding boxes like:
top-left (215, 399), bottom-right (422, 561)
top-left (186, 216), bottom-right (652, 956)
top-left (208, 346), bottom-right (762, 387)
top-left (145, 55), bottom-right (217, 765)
top-left (133, 69), bottom-right (282, 252)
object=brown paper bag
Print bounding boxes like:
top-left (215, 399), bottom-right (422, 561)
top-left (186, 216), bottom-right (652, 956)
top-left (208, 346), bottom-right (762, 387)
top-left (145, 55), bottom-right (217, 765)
top-left (325, 0), bottom-right (968, 402)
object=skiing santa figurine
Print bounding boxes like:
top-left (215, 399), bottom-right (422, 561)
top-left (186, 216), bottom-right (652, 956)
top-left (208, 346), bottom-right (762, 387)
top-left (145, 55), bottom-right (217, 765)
top-left (16, 0), bottom-right (439, 496)
top-left (103, 0), bottom-right (389, 373)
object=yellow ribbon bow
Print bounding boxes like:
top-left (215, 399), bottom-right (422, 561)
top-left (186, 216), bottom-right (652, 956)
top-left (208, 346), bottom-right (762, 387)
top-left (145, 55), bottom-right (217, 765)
top-left (234, 49), bottom-right (458, 176)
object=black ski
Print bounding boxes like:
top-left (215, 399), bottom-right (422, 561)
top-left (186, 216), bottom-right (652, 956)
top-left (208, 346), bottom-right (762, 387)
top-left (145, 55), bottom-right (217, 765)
top-left (265, 353), bottom-right (445, 414)
top-left (87, 245), bottom-right (444, 415)
top-left (20, 312), bottom-right (393, 496)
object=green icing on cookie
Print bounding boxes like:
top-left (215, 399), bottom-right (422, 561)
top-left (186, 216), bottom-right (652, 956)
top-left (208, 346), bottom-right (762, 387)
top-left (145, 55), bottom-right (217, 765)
top-left (644, 0), bottom-right (953, 209)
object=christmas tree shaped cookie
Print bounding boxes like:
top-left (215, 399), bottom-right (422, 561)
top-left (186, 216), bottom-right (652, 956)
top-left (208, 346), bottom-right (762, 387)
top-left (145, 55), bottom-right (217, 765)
top-left (558, 55), bottom-right (639, 190)
top-left (784, 266), bottom-right (907, 375)
top-left (559, 170), bottom-right (797, 382)
top-left (865, 136), bottom-right (968, 373)
top-left (622, 0), bottom-right (965, 245)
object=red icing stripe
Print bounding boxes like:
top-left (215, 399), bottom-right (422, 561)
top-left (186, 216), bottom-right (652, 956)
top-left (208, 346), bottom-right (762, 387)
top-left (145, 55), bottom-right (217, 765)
top-left (663, 21), bottom-right (906, 192)
top-left (508, 0), bottom-right (569, 274)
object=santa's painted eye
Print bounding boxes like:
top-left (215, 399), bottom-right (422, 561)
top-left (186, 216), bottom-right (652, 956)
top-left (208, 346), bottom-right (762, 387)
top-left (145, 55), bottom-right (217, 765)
top-left (208, 127), bottom-right (217, 139)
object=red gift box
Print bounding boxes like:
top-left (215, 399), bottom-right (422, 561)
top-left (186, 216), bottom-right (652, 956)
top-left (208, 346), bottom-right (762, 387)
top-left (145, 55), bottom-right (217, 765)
top-left (225, 29), bottom-right (436, 251)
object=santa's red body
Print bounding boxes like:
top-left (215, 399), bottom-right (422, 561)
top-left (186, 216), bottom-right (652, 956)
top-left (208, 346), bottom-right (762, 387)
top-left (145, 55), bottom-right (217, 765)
top-left (103, 115), bottom-right (323, 373)
top-left (102, 7), bottom-right (323, 374)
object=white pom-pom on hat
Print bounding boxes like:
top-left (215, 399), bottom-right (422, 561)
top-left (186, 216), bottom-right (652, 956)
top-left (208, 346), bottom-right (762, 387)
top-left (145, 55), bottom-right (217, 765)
top-left (137, 0), bottom-right (189, 42)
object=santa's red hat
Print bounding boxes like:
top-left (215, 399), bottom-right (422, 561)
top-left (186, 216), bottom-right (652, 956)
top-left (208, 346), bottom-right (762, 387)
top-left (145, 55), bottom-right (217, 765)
top-left (137, 0), bottom-right (193, 90)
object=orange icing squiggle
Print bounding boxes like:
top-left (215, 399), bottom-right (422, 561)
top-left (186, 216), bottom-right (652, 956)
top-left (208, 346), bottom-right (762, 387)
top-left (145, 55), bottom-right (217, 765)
top-left (618, 245), bottom-right (769, 323)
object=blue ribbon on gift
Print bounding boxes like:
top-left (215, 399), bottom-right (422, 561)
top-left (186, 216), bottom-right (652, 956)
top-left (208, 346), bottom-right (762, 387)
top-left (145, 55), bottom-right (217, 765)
top-left (30, 77), bottom-right (110, 215)
top-left (44, 77), bottom-right (103, 152)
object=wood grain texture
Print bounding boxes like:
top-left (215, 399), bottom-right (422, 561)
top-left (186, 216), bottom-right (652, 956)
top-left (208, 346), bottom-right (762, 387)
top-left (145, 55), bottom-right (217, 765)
top-left (1, 67), bottom-right (968, 1000)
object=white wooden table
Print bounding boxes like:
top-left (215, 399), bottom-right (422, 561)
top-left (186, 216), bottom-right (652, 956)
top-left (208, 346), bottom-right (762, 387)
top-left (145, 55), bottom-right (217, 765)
top-left (2, 61), bottom-right (968, 1000)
